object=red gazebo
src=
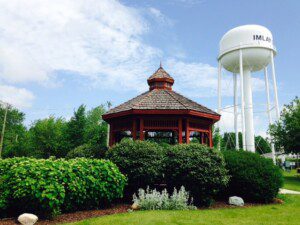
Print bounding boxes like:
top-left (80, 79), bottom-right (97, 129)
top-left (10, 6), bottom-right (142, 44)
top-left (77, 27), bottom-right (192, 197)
top-left (102, 65), bottom-right (220, 147)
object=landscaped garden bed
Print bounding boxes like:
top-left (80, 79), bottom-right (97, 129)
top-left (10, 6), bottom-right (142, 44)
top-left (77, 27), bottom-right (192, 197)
top-left (0, 141), bottom-right (287, 224)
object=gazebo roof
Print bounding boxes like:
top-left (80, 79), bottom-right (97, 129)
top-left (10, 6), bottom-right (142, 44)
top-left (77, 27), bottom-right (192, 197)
top-left (104, 89), bottom-right (218, 116)
top-left (103, 65), bottom-right (219, 119)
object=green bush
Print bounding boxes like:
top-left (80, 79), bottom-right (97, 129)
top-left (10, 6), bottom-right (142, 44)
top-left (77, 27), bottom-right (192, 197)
top-left (105, 139), bottom-right (165, 192)
top-left (66, 143), bottom-right (107, 159)
top-left (165, 144), bottom-right (229, 206)
top-left (222, 150), bottom-right (283, 203)
top-left (0, 157), bottom-right (126, 218)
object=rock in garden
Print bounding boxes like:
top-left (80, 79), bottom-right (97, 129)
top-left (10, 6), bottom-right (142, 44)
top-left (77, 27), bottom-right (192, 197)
top-left (131, 202), bottom-right (140, 210)
top-left (18, 213), bottom-right (38, 225)
top-left (229, 196), bottom-right (244, 206)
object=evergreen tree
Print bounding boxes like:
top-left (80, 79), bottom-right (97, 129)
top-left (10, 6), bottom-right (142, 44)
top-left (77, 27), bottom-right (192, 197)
top-left (67, 105), bottom-right (86, 149)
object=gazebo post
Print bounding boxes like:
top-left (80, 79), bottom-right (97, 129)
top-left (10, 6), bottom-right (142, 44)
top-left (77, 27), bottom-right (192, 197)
top-left (140, 118), bottom-right (144, 141)
top-left (209, 126), bottom-right (213, 148)
top-left (186, 118), bottom-right (190, 144)
top-left (178, 118), bottom-right (183, 144)
top-left (109, 124), bottom-right (114, 147)
top-left (201, 132), bottom-right (204, 144)
top-left (132, 119), bottom-right (137, 140)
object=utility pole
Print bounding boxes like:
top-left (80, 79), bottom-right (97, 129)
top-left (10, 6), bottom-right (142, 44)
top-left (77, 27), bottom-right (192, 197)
top-left (0, 102), bottom-right (9, 158)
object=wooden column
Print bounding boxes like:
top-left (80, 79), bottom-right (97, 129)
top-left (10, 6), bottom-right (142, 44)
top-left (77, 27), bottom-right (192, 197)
top-left (185, 118), bottom-right (190, 144)
top-left (178, 118), bottom-right (183, 144)
top-left (132, 119), bottom-right (137, 140)
top-left (201, 132), bottom-right (204, 144)
top-left (209, 126), bottom-right (213, 148)
top-left (140, 118), bottom-right (144, 141)
top-left (109, 124), bottom-right (114, 147)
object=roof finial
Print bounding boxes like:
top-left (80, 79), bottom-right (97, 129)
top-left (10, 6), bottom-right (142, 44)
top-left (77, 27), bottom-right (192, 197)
top-left (159, 61), bottom-right (162, 68)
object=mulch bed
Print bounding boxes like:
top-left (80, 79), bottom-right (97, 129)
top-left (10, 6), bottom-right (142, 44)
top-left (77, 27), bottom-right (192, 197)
top-left (0, 199), bottom-right (283, 225)
top-left (0, 204), bottom-right (130, 225)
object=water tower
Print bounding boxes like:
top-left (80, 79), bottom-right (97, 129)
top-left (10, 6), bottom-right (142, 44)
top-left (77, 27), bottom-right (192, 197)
top-left (217, 25), bottom-right (279, 161)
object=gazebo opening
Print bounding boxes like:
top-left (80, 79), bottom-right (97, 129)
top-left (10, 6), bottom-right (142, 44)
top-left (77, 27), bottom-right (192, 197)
top-left (102, 65), bottom-right (220, 147)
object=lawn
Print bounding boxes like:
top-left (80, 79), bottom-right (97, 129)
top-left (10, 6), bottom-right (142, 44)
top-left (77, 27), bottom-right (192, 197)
top-left (283, 169), bottom-right (300, 191)
top-left (65, 195), bottom-right (300, 225)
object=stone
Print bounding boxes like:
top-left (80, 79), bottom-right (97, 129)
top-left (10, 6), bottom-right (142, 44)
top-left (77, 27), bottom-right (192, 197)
top-left (229, 196), bottom-right (244, 206)
top-left (18, 213), bottom-right (38, 225)
top-left (131, 202), bottom-right (140, 210)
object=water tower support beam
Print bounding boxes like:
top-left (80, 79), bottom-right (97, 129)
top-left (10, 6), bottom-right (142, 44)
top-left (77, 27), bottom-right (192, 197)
top-left (239, 49), bottom-right (246, 150)
top-left (233, 73), bottom-right (239, 150)
top-left (217, 62), bottom-right (222, 151)
top-left (264, 67), bottom-right (276, 164)
top-left (243, 69), bottom-right (255, 152)
top-left (270, 51), bottom-right (280, 119)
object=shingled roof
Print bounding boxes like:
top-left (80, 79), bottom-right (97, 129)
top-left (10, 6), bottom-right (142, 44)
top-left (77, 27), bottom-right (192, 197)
top-left (147, 65), bottom-right (174, 80)
top-left (104, 65), bottom-right (218, 117)
top-left (104, 89), bottom-right (219, 116)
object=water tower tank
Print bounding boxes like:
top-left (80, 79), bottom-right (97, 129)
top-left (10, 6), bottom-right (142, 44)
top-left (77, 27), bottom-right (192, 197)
top-left (218, 25), bottom-right (276, 73)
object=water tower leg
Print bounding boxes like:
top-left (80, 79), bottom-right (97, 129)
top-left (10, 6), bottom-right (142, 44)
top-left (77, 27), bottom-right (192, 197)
top-left (217, 62), bottom-right (222, 151)
top-left (264, 67), bottom-right (276, 164)
top-left (243, 69), bottom-right (255, 152)
top-left (233, 73), bottom-right (239, 150)
top-left (239, 50), bottom-right (246, 150)
top-left (270, 51), bottom-right (280, 119)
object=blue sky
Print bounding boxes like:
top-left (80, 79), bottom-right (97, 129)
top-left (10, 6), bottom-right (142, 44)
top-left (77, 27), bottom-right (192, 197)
top-left (0, 0), bottom-right (299, 136)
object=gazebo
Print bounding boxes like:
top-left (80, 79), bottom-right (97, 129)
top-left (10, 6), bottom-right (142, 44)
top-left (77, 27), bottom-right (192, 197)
top-left (102, 65), bottom-right (220, 147)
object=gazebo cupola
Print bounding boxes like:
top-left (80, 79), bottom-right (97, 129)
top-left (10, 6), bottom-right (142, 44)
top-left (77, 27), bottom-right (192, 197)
top-left (147, 64), bottom-right (174, 91)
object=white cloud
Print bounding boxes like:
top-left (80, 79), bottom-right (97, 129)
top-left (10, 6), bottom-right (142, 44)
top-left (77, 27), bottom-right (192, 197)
top-left (0, 85), bottom-right (34, 108)
top-left (0, 0), bottom-right (161, 90)
top-left (148, 7), bottom-right (173, 26)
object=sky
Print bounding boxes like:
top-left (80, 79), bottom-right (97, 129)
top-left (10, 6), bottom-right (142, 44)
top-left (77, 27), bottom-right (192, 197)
top-left (0, 0), bottom-right (299, 136)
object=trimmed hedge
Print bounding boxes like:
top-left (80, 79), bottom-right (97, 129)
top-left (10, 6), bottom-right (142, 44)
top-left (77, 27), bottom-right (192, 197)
top-left (165, 144), bottom-right (229, 206)
top-left (222, 150), bottom-right (283, 203)
top-left (105, 139), bottom-right (165, 192)
top-left (0, 157), bottom-right (126, 218)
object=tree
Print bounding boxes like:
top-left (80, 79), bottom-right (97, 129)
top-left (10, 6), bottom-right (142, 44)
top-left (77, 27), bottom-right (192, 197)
top-left (28, 117), bottom-right (69, 158)
top-left (255, 136), bottom-right (271, 155)
top-left (0, 105), bottom-right (30, 158)
top-left (221, 132), bottom-right (271, 154)
top-left (66, 105), bottom-right (86, 149)
top-left (84, 105), bottom-right (108, 150)
top-left (269, 96), bottom-right (300, 157)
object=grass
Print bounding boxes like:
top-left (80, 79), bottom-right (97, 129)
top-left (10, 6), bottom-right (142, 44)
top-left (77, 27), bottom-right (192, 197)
top-left (283, 169), bottom-right (300, 191)
top-left (65, 195), bottom-right (300, 225)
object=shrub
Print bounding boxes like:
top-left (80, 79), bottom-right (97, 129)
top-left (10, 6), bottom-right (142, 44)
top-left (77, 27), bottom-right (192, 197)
top-left (133, 186), bottom-right (196, 210)
top-left (165, 143), bottom-right (229, 206)
top-left (0, 157), bottom-right (126, 218)
top-left (222, 150), bottom-right (283, 203)
top-left (105, 139), bottom-right (165, 193)
top-left (66, 143), bottom-right (107, 159)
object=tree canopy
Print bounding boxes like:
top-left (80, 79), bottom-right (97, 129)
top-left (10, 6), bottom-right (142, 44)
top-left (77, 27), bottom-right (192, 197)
top-left (1, 104), bottom-right (108, 159)
top-left (269, 96), bottom-right (300, 155)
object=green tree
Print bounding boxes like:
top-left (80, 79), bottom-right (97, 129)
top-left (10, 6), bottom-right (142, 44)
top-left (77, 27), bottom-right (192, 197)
top-left (269, 96), bottom-right (300, 160)
top-left (28, 117), bottom-right (69, 158)
top-left (0, 105), bottom-right (30, 158)
top-left (255, 135), bottom-right (271, 154)
top-left (84, 105), bottom-right (108, 150)
top-left (221, 132), bottom-right (271, 154)
top-left (66, 105), bottom-right (86, 149)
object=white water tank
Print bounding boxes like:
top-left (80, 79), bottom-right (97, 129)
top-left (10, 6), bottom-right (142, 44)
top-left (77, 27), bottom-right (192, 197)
top-left (218, 25), bottom-right (276, 73)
